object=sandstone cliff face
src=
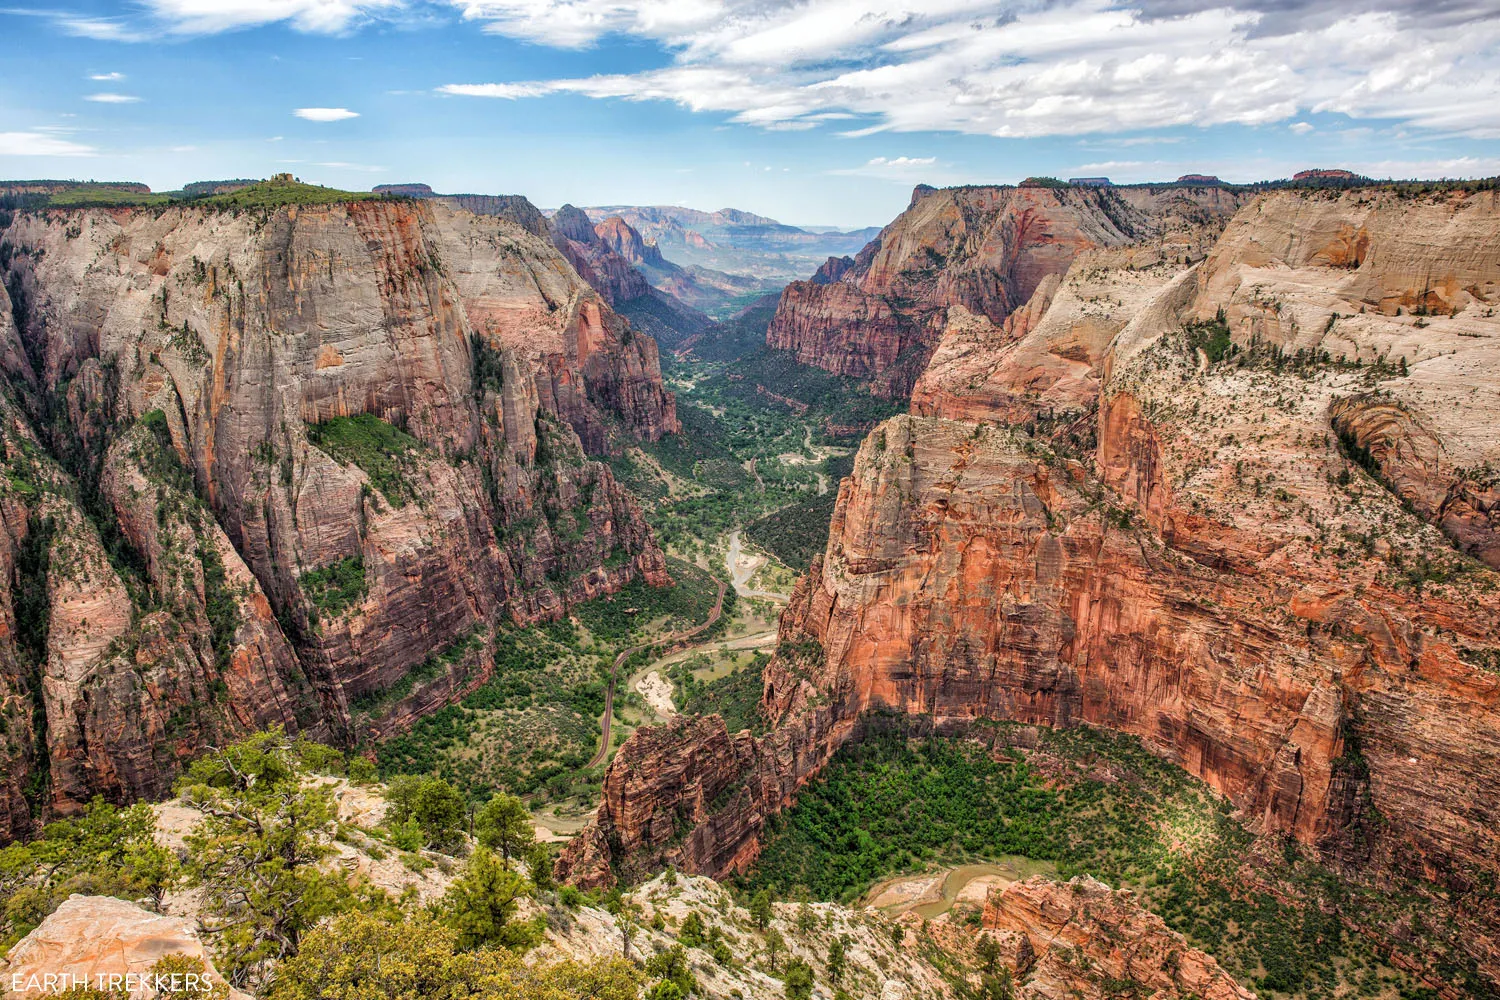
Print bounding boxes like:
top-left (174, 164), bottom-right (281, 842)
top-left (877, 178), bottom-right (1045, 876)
top-left (981, 876), bottom-right (1253, 1000)
top-left (0, 197), bottom-right (676, 831)
top-left (565, 187), bottom-right (1500, 988)
top-left (767, 184), bottom-right (1249, 397)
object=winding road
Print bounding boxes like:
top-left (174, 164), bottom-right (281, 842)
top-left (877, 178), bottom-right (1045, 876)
top-left (585, 577), bottom-right (727, 769)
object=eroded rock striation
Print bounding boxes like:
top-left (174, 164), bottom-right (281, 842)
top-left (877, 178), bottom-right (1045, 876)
top-left (0, 197), bottom-right (676, 836)
top-left (981, 876), bottom-right (1253, 1000)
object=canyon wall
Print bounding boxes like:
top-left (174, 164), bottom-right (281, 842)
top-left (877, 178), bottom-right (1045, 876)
top-left (766, 184), bottom-right (1250, 397)
top-left (562, 186), bottom-right (1500, 986)
top-left (0, 197), bottom-right (677, 839)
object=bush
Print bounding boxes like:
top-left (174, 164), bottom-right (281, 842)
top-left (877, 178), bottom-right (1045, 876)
top-left (384, 775), bottom-right (466, 850)
top-left (306, 414), bottom-right (422, 507)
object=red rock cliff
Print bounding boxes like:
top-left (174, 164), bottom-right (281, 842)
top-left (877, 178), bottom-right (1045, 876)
top-left (766, 184), bottom-right (1248, 397)
top-left (0, 197), bottom-right (677, 835)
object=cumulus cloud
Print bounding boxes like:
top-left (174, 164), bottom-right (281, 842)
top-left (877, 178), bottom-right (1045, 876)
top-left (1289, 121), bottom-right (1315, 134)
top-left (0, 132), bottom-right (97, 156)
top-left (439, 0), bottom-right (1500, 139)
top-left (85, 93), bottom-right (143, 103)
top-left (294, 107), bottom-right (360, 121)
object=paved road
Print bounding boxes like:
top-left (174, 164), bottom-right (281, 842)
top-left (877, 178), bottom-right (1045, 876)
top-left (585, 577), bottom-right (727, 770)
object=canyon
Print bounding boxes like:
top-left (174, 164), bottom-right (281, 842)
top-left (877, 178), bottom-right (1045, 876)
top-left (767, 182), bottom-right (1252, 397)
top-left (561, 184), bottom-right (1500, 992)
top-left (0, 190), bottom-right (678, 842)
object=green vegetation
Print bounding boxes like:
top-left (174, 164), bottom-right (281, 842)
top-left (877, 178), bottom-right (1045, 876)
top-left (4, 730), bottom-right (616, 996)
top-left (690, 296), bottom-right (781, 363)
top-left (573, 556), bottom-right (723, 646)
top-left (299, 555), bottom-right (367, 621)
top-left (39, 185), bottom-right (173, 208)
top-left (745, 724), bottom-right (1464, 1000)
top-left (1185, 308), bottom-right (1234, 364)
top-left (193, 177), bottom-right (381, 210)
top-left (350, 626), bottom-right (484, 715)
top-left (745, 454), bottom-right (854, 571)
top-left (267, 909), bottom-right (640, 1000)
top-left (375, 628), bottom-right (607, 800)
top-left (306, 414), bottom-right (423, 508)
top-left (668, 651), bottom-right (769, 735)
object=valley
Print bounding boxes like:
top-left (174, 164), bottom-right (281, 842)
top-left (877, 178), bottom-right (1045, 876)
top-left (3, 173), bottom-right (1500, 1000)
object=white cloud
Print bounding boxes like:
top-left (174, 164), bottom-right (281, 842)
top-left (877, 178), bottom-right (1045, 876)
top-left (142, 0), bottom-right (405, 34)
top-left (437, 82), bottom-right (550, 99)
top-left (0, 132), bottom-right (97, 156)
top-left (438, 0), bottom-right (1500, 139)
top-left (831, 155), bottom-right (941, 179)
top-left (294, 107), bottom-right (360, 121)
top-left (1290, 121), bottom-right (1315, 134)
top-left (88, 72), bottom-right (126, 81)
top-left (85, 93), bottom-right (143, 104)
top-left (60, 17), bottom-right (152, 41)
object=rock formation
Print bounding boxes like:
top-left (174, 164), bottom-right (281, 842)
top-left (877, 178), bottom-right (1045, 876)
top-left (539, 205), bottom-right (711, 348)
top-left (0, 895), bottom-right (247, 1000)
top-left (0, 196), bottom-right (677, 837)
top-left (981, 876), bottom-right (1253, 1000)
top-left (767, 183), bottom-right (1250, 396)
top-left (562, 185), bottom-right (1500, 989)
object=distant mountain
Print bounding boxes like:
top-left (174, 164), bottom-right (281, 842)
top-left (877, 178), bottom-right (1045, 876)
top-left (577, 205), bottom-right (883, 285)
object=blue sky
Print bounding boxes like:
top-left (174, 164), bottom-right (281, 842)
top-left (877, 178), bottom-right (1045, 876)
top-left (2, 1), bottom-right (1499, 228)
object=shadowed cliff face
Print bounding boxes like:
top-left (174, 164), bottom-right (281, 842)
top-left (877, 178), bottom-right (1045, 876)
top-left (561, 186), bottom-right (1500, 988)
top-left (766, 184), bottom-right (1251, 398)
top-left (0, 198), bottom-right (676, 839)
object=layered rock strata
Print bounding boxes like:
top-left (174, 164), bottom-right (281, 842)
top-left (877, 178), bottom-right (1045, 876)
top-left (0, 197), bottom-right (676, 835)
top-left (563, 187), bottom-right (1500, 988)
top-left (768, 184), bottom-right (1250, 397)
top-left (981, 876), bottom-right (1254, 1000)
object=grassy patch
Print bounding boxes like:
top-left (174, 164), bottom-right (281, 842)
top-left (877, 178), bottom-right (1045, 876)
top-left (668, 651), bottom-right (768, 735)
top-left (193, 177), bottom-right (380, 210)
top-left (572, 556), bottom-right (723, 647)
top-left (300, 555), bottom-right (367, 621)
top-left (306, 414), bottom-right (422, 508)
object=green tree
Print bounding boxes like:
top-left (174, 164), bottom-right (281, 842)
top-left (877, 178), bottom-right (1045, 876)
top-left (347, 756), bottom-right (378, 785)
top-left (385, 775), bottom-right (466, 850)
top-left (268, 909), bottom-right (643, 1000)
top-left (976, 935), bottom-right (1001, 974)
top-left (645, 945), bottom-right (696, 997)
top-left (177, 729), bottom-right (350, 986)
top-left (827, 935), bottom-right (848, 984)
top-left (749, 888), bottom-right (774, 930)
top-left (980, 969), bottom-right (1015, 1000)
top-left (8, 798), bottom-right (180, 918)
top-left (525, 842), bottom-right (554, 892)
top-left (612, 898), bottom-right (641, 960)
top-left (765, 927), bottom-right (786, 971)
top-left (474, 793), bottom-right (534, 861)
top-left (679, 910), bottom-right (706, 948)
top-left (796, 902), bottom-right (815, 932)
top-left (784, 957), bottom-right (814, 1000)
top-left (442, 847), bottom-right (537, 952)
